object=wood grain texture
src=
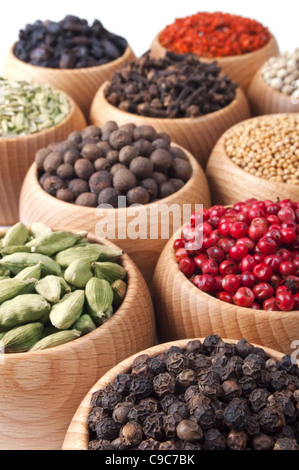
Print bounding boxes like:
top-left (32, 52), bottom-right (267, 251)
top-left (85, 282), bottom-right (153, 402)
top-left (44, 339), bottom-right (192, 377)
top-left (89, 82), bottom-right (251, 169)
top-left (151, 228), bottom-right (299, 354)
top-left (150, 33), bottom-right (280, 92)
top-left (0, 98), bottom-right (86, 227)
top-left (0, 229), bottom-right (156, 450)
top-left (62, 337), bottom-right (285, 450)
top-left (2, 45), bottom-right (136, 117)
top-left (248, 69), bottom-right (299, 116)
top-left (206, 115), bottom-right (299, 206)
top-left (19, 145), bottom-right (211, 284)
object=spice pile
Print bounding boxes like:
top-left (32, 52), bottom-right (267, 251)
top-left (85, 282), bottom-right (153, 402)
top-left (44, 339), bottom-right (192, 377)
top-left (225, 115), bottom-right (299, 185)
top-left (104, 53), bottom-right (237, 118)
top-left (36, 122), bottom-right (192, 207)
top-left (261, 50), bottom-right (299, 97)
top-left (88, 336), bottom-right (299, 450)
top-left (175, 198), bottom-right (299, 312)
top-left (0, 78), bottom-right (70, 137)
top-left (0, 222), bottom-right (127, 352)
top-left (14, 15), bottom-right (127, 69)
top-left (159, 12), bottom-right (270, 58)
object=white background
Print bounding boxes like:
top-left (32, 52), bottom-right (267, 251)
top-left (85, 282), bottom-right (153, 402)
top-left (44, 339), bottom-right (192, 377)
top-left (0, 0), bottom-right (298, 69)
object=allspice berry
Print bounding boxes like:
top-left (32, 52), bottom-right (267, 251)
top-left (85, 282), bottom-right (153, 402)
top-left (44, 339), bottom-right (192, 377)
top-left (35, 148), bottom-right (51, 170)
top-left (43, 176), bottom-right (66, 196)
top-left (74, 159), bottom-right (95, 180)
top-left (169, 146), bottom-right (188, 160)
top-left (89, 171), bottom-right (113, 194)
top-left (176, 420), bottom-right (203, 442)
top-left (133, 125), bottom-right (157, 142)
top-left (43, 151), bottom-right (64, 175)
top-left (141, 178), bottom-right (158, 200)
top-left (152, 172), bottom-right (167, 185)
top-left (119, 146), bottom-right (138, 165)
top-left (96, 141), bottom-right (113, 156)
top-left (159, 181), bottom-right (176, 198)
top-left (127, 187), bottom-right (150, 205)
top-left (170, 178), bottom-right (184, 192)
top-left (64, 148), bottom-right (81, 165)
top-left (75, 192), bottom-right (98, 207)
top-left (113, 169), bottom-right (136, 193)
top-left (109, 129), bottom-right (132, 150)
top-left (130, 157), bottom-right (153, 179)
top-left (110, 163), bottom-right (128, 176)
top-left (171, 158), bottom-right (192, 182)
top-left (82, 143), bottom-right (104, 162)
top-left (81, 125), bottom-right (102, 139)
top-left (98, 188), bottom-right (120, 208)
top-left (56, 188), bottom-right (75, 203)
top-left (94, 158), bottom-right (111, 172)
top-left (150, 149), bottom-right (172, 172)
top-left (68, 178), bottom-right (89, 197)
top-left (68, 130), bottom-right (82, 143)
top-left (134, 139), bottom-right (153, 157)
top-left (106, 150), bottom-right (119, 165)
top-left (57, 163), bottom-right (75, 180)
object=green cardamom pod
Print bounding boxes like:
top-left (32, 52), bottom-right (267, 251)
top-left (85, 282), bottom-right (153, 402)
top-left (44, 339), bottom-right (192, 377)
top-left (0, 332), bottom-right (5, 341)
top-left (55, 244), bottom-right (104, 267)
top-left (29, 329), bottom-right (82, 351)
top-left (30, 223), bottom-right (52, 239)
top-left (64, 259), bottom-right (93, 288)
top-left (26, 231), bottom-right (86, 256)
top-left (1, 245), bottom-right (31, 256)
top-left (0, 294), bottom-right (51, 329)
top-left (2, 222), bottom-right (29, 248)
top-left (0, 266), bottom-right (10, 277)
top-left (35, 275), bottom-right (63, 303)
top-left (0, 278), bottom-right (36, 304)
top-left (49, 290), bottom-right (85, 329)
top-left (41, 325), bottom-right (61, 338)
top-left (112, 279), bottom-right (127, 306)
top-left (92, 262), bottom-right (126, 284)
top-left (97, 246), bottom-right (124, 262)
top-left (85, 278), bottom-right (114, 324)
top-left (0, 252), bottom-right (61, 276)
top-left (15, 261), bottom-right (43, 281)
top-left (2, 322), bottom-right (44, 353)
top-left (73, 314), bottom-right (96, 335)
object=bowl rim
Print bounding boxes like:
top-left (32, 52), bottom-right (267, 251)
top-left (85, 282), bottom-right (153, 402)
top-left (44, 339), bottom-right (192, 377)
top-left (0, 91), bottom-right (78, 144)
top-left (153, 31), bottom-right (278, 61)
top-left (8, 43), bottom-right (134, 74)
top-left (95, 80), bottom-right (246, 125)
top-left (208, 112), bottom-right (299, 190)
top-left (27, 138), bottom-right (207, 213)
top-left (0, 228), bottom-right (141, 359)
top-left (162, 223), bottom-right (299, 318)
top-left (62, 336), bottom-right (285, 450)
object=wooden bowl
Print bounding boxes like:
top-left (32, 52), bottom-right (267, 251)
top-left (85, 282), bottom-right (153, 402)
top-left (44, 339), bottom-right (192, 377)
top-left (62, 337), bottom-right (285, 450)
top-left (150, 33), bottom-right (280, 92)
top-left (0, 97), bottom-right (86, 227)
top-left (0, 229), bottom-right (155, 450)
top-left (89, 82), bottom-right (250, 169)
top-left (19, 145), bottom-right (211, 284)
top-left (206, 114), bottom-right (299, 206)
top-left (248, 68), bottom-right (299, 116)
top-left (3, 44), bottom-right (136, 118)
top-left (151, 228), bottom-right (299, 354)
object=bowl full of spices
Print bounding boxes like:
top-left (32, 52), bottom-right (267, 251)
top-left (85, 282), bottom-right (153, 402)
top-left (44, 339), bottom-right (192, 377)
top-left (0, 77), bottom-right (86, 226)
top-left (152, 199), bottom-right (299, 354)
top-left (150, 11), bottom-right (279, 92)
top-left (63, 336), bottom-right (299, 451)
top-left (2, 15), bottom-right (136, 117)
top-left (19, 121), bottom-right (211, 283)
top-left (0, 223), bottom-right (155, 450)
top-left (248, 50), bottom-right (299, 116)
top-left (206, 114), bottom-right (299, 206)
top-left (89, 52), bottom-right (250, 169)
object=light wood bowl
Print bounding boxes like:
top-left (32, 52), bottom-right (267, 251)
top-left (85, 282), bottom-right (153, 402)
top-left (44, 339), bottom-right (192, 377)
top-left (19, 145), bottom-right (211, 284)
top-left (248, 69), bottom-right (299, 116)
top-left (62, 337), bottom-right (286, 450)
top-left (89, 82), bottom-right (250, 169)
top-left (150, 33), bottom-right (280, 92)
top-left (3, 44), bottom-right (136, 117)
top-left (0, 228), bottom-right (156, 450)
top-left (0, 97), bottom-right (86, 227)
top-left (206, 114), bottom-right (299, 206)
top-left (151, 227), bottom-right (299, 354)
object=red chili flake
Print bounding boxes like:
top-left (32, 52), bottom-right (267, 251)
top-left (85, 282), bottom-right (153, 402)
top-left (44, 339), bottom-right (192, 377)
top-left (159, 12), bottom-right (271, 57)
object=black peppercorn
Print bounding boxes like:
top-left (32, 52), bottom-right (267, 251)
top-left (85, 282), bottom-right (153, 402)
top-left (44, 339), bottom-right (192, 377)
top-left (89, 439), bottom-right (114, 450)
top-left (138, 438), bottom-right (159, 450)
top-left (242, 354), bottom-right (266, 380)
top-left (166, 352), bottom-right (189, 375)
top-left (176, 369), bottom-right (197, 389)
top-left (163, 412), bottom-right (183, 438)
top-left (177, 420), bottom-right (203, 442)
top-left (95, 417), bottom-right (120, 440)
top-left (120, 420), bottom-right (143, 447)
top-left (274, 438), bottom-right (299, 450)
top-left (129, 377), bottom-right (153, 400)
top-left (88, 407), bottom-right (109, 432)
top-left (258, 406), bottom-right (286, 434)
top-left (198, 370), bottom-right (221, 400)
top-left (223, 398), bottom-right (250, 431)
top-left (221, 381), bottom-right (242, 403)
top-left (143, 412), bottom-right (165, 440)
top-left (128, 397), bottom-right (160, 423)
top-left (204, 428), bottom-right (226, 450)
top-left (148, 357), bottom-right (166, 376)
top-left (270, 371), bottom-right (290, 392)
top-left (226, 430), bottom-right (248, 450)
top-left (112, 402), bottom-right (134, 425)
top-left (158, 441), bottom-right (179, 450)
top-left (236, 338), bottom-right (256, 359)
top-left (168, 401), bottom-right (189, 419)
top-left (252, 433), bottom-right (275, 450)
top-left (249, 388), bottom-right (271, 414)
top-left (160, 394), bottom-right (179, 413)
top-left (101, 391), bottom-right (123, 411)
top-left (153, 373), bottom-right (176, 398)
